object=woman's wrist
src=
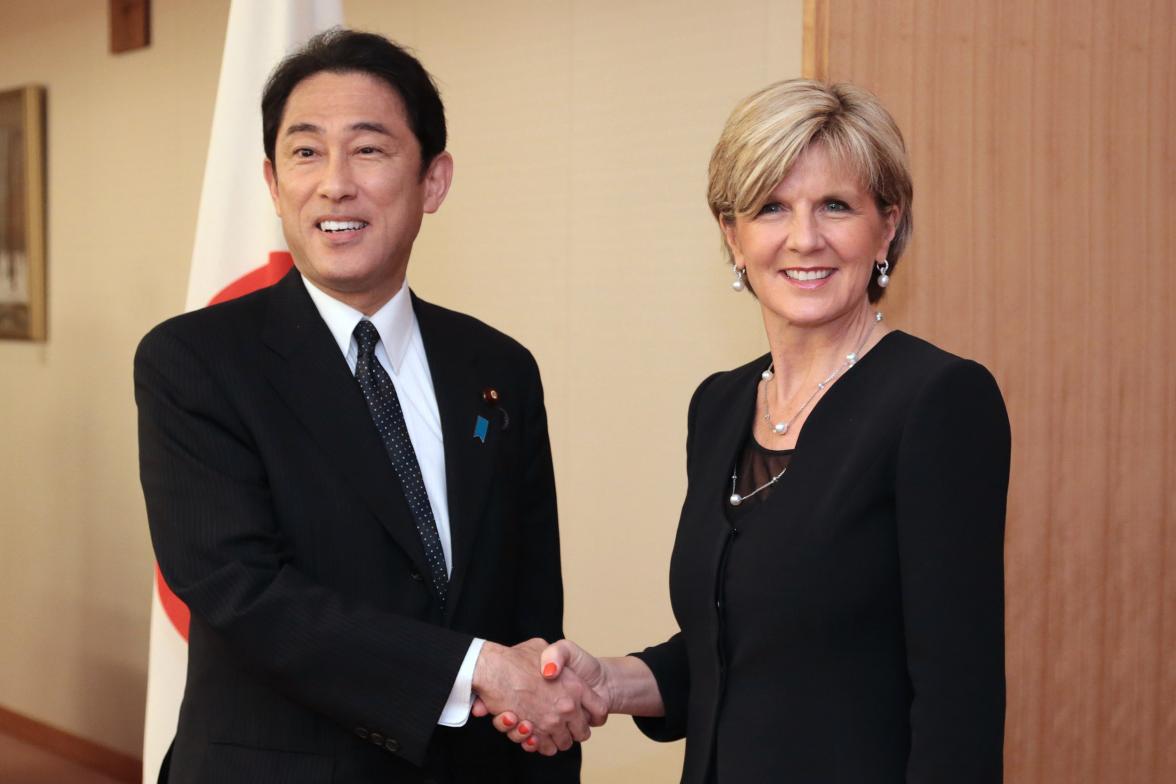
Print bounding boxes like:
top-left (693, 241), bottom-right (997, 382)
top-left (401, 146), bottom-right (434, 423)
top-left (600, 655), bottom-right (665, 717)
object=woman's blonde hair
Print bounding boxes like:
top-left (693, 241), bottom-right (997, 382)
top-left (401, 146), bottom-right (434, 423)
top-left (707, 80), bottom-right (913, 302)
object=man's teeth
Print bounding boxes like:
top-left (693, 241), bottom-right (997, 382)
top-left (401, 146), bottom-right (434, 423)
top-left (319, 220), bottom-right (367, 232)
top-left (784, 269), bottom-right (833, 281)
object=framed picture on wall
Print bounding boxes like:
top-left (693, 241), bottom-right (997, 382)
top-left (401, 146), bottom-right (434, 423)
top-left (0, 85), bottom-right (46, 341)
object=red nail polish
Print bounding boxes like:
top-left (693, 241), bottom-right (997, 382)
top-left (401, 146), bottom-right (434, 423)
top-left (525, 737), bottom-right (537, 747)
top-left (502, 715), bottom-right (515, 728)
top-left (518, 723), bottom-right (531, 736)
top-left (543, 662), bottom-right (558, 678)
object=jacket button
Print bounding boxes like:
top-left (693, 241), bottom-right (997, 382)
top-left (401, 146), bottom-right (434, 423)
top-left (370, 732), bottom-right (384, 746)
top-left (384, 737), bottom-right (400, 753)
top-left (409, 571), bottom-right (424, 582)
top-left (355, 727), bottom-right (369, 740)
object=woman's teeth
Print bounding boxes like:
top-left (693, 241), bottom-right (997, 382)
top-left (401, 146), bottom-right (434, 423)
top-left (784, 269), bottom-right (833, 281)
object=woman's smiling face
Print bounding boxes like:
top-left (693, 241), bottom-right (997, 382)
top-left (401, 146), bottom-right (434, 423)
top-left (722, 144), bottom-right (897, 332)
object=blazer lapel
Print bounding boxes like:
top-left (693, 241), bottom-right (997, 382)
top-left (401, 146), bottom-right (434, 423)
top-left (691, 356), bottom-right (767, 517)
top-left (413, 295), bottom-right (500, 614)
top-left (259, 271), bottom-right (433, 581)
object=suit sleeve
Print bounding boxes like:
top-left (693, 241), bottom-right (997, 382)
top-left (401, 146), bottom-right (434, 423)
top-left (507, 348), bottom-right (565, 644)
top-left (630, 371), bottom-right (719, 742)
top-left (896, 359), bottom-right (1009, 783)
top-left (135, 324), bottom-right (472, 767)
top-left (507, 348), bottom-right (582, 781)
top-left (630, 632), bottom-right (690, 741)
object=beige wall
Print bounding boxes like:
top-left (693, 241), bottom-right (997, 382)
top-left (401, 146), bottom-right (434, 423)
top-left (0, 0), bottom-right (231, 760)
top-left (0, 0), bottom-right (803, 779)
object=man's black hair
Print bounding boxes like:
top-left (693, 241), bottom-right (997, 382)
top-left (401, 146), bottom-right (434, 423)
top-left (262, 28), bottom-right (446, 174)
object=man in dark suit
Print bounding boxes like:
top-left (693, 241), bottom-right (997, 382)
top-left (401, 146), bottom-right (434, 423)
top-left (136, 29), bottom-right (597, 783)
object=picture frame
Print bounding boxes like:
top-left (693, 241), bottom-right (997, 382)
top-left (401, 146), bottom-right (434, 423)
top-left (0, 85), bottom-right (47, 341)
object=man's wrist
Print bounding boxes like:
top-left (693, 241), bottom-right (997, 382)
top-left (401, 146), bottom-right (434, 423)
top-left (471, 640), bottom-right (506, 696)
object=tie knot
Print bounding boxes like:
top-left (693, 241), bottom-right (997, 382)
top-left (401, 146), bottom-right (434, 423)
top-left (353, 320), bottom-right (380, 357)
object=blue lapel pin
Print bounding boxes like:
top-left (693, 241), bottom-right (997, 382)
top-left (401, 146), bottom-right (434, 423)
top-left (473, 415), bottom-right (489, 443)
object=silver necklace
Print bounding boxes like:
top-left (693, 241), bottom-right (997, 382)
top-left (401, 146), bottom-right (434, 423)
top-left (729, 463), bottom-right (787, 507)
top-left (761, 311), bottom-right (883, 436)
top-left (729, 311), bottom-right (884, 507)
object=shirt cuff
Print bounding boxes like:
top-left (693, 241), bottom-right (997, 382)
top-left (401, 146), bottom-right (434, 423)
top-left (437, 638), bottom-right (485, 727)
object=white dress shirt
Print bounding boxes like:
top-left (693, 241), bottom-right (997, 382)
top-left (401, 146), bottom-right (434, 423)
top-left (301, 274), bottom-right (483, 727)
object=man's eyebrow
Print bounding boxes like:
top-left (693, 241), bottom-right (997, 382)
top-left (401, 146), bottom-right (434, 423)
top-left (350, 121), bottom-right (392, 135)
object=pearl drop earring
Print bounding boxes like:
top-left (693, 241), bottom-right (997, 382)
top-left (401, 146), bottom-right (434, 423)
top-left (731, 264), bottom-right (746, 292)
top-left (875, 259), bottom-right (890, 289)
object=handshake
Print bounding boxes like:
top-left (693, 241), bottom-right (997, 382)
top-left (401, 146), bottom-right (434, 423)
top-left (470, 638), bottom-right (613, 756)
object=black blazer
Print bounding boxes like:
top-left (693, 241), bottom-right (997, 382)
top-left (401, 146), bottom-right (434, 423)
top-left (135, 269), bottom-right (579, 783)
top-left (633, 332), bottom-right (1009, 783)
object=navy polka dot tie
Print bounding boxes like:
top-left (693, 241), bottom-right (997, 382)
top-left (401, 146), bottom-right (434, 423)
top-left (352, 320), bottom-right (448, 609)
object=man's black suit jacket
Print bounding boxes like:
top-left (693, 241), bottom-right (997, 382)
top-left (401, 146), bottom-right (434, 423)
top-left (135, 269), bottom-right (579, 783)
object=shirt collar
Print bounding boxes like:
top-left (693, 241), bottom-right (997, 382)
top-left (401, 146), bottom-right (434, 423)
top-left (300, 273), bottom-right (416, 372)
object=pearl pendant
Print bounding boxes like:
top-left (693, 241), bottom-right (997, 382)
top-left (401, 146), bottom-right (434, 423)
top-left (729, 493), bottom-right (743, 506)
top-left (761, 368), bottom-right (773, 381)
top-left (772, 421), bottom-right (788, 435)
top-left (731, 278), bottom-right (745, 292)
top-left (877, 273), bottom-right (890, 288)
top-left (846, 352), bottom-right (857, 365)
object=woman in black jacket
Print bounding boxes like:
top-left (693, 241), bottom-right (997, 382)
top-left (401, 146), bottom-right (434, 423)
top-left (486, 79), bottom-right (1009, 783)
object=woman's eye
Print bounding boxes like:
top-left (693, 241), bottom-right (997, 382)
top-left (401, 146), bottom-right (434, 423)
top-left (757, 202), bottom-right (783, 216)
top-left (825, 200), bottom-right (851, 212)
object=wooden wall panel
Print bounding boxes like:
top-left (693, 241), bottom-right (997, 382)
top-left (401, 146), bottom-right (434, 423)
top-left (807, 2), bottom-right (1174, 782)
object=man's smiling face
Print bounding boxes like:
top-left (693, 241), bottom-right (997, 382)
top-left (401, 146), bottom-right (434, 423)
top-left (264, 70), bottom-right (452, 314)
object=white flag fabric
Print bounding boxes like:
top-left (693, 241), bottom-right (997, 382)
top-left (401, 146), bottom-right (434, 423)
top-left (143, 2), bottom-right (342, 781)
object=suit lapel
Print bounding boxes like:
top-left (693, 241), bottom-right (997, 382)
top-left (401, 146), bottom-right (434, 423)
top-left (413, 295), bottom-right (500, 614)
top-left (259, 271), bottom-right (434, 581)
